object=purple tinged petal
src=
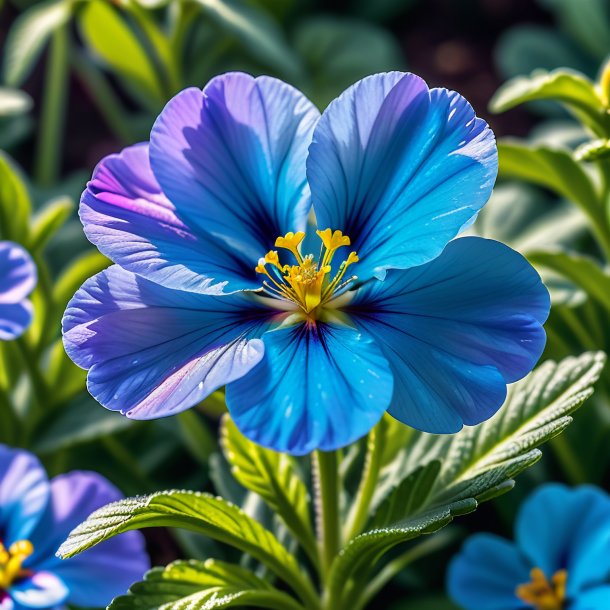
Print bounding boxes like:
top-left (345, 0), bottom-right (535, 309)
top-left (0, 242), bottom-right (36, 304)
top-left (81, 143), bottom-right (258, 294)
top-left (9, 572), bottom-right (69, 609)
top-left (348, 237), bottom-right (549, 433)
top-left (149, 73), bottom-right (320, 262)
top-left (308, 72), bottom-right (497, 282)
top-left (226, 320), bottom-right (393, 454)
top-left (62, 265), bottom-right (271, 419)
top-left (0, 302), bottom-right (33, 341)
top-left (0, 445), bottom-right (49, 544)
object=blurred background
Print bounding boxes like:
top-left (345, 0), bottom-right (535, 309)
top-left (1, 1), bottom-right (609, 608)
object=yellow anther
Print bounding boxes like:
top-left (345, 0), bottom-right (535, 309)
top-left (516, 568), bottom-right (567, 610)
top-left (0, 539), bottom-right (34, 590)
top-left (316, 229), bottom-right (350, 250)
top-left (275, 232), bottom-right (305, 264)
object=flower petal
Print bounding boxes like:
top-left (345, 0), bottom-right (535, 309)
top-left (0, 301), bottom-right (33, 341)
top-left (226, 320), bottom-right (393, 455)
top-left (447, 534), bottom-right (530, 610)
top-left (0, 242), bottom-right (36, 304)
top-left (28, 472), bottom-right (149, 607)
top-left (308, 72), bottom-right (497, 281)
top-left (515, 484), bottom-right (610, 596)
top-left (0, 445), bottom-right (49, 544)
top-left (9, 572), bottom-right (69, 609)
top-left (348, 237), bottom-right (549, 433)
top-left (150, 73), bottom-right (320, 262)
top-left (62, 265), bottom-right (271, 419)
top-left (81, 143), bottom-right (258, 294)
top-left (572, 586), bottom-right (610, 610)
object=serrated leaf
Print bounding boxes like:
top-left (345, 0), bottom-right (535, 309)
top-left (220, 416), bottom-right (316, 564)
top-left (490, 69), bottom-right (608, 134)
top-left (2, 0), bottom-right (72, 86)
top-left (108, 559), bottom-right (302, 610)
top-left (58, 491), bottom-right (316, 607)
top-left (0, 151), bottom-right (32, 242)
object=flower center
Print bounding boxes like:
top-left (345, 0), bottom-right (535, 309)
top-left (256, 229), bottom-right (359, 314)
top-left (516, 568), bottom-right (567, 610)
top-left (0, 540), bottom-right (34, 590)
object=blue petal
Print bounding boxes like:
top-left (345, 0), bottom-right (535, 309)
top-left (81, 143), bottom-right (258, 294)
top-left (9, 572), bottom-right (69, 610)
top-left (226, 320), bottom-right (393, 455)
top-left (0, 242), bottom-right (36, 304)
top-left (447, 534), bottom-right (530, 610)
top-left (0, 445), bottom-right (49, 544)
top-left (150, 73), bottom-right (320, 263)
top-left (348, 237), bottom-right (549, 433)
top-left (28, 472), bottom-right (149, 607)
top-left (571, 586), bottom-right (610, 610)
top-left (308, 72), bottom-right (497, 282)
top-left (0, 302), bottom-right (33, 341)
top-left (515, 484), bottom-right (610, 596)
top-left (62, 265), bottom-right (272, 419)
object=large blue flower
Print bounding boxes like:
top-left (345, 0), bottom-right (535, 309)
top-left (448, 484), bottom-right (610, 610)
top-left (0, 444), bottom-right (149, 610)
top-left (63, 71), bottom-right (550, 455)
top-left (0, 242), bottom-right (36, 341)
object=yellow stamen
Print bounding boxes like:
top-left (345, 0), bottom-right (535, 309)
top-left (256, 228), bottom-right (359, 314)
top-left (0, 540), bottom-right (34, 590)
top-left (516, 568), bottom-right (567, 610)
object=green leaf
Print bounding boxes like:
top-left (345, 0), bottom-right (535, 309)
top-left (0, 87), bottom-right (33, 117)
top-left (58, 490), bottom-right (317, 608)
top-left (2, 0), bottom-right (72, 86)
top-left (78, 0), bottom-right (164, 102)
top-left (109, 559), bottom-right (303, 610)
top-left (220, 416), bottom-right (316, 564)
top-left (497, 141), bottom-right (603, 228)
top-left (490, 69), bottom-right (608, 134)
top-left (575, 138), bottom-right (610, 161)
top-left (192, 0), bottom-right (302, 79)
top-left (528, 250), bottom-right (610, 312)
top-left (29, 196), bottom-right (74, 251)
top-left (0, 151), bottom-right (32, 242)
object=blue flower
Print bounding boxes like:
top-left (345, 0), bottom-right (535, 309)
top-left (0, 444), bottom-right (149, 610)
top-left (448, 484), bottom-right (610, 610)
top-left (0, 242), bottom-right (36, 340)
top-left (62, 71), bottom-right (550, 455)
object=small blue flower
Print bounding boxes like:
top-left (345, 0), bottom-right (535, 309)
top-left (448, 484), bottom-right (610, 610)
top-left (0, 242), bottom-right (36, 340)
top-left (63, 71), bottom-right (550, 455)
top-left (0, 444), bottom-right (149, 610)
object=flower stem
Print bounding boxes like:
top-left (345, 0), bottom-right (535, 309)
top-left (313, 450), bottom-right (341, 580)
top-left (34, 24), bottom-right (69, 186)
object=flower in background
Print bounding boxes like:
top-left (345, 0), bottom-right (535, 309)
top-left (63, 71), bottom-right (549, 455)
top-left (0, 444), bottom-right (149, 610)
top-left (448, 484), bottom-right (610, 610)
top-left (0, 242), bottom-right (36, 340)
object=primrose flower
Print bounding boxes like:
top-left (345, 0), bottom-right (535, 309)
top-left (63, 71), bottom-right (550, 455)
top-left (0, 444), bottom-right (149, 610)
top-left (448, 484), bottom-right (610, 610)
top-left (0, 242), bottom-right (36, 340)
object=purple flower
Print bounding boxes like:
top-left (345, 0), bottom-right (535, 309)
top-left (0, 242), bottom-right (36, 340)
top-left (63, 71), bottom-right (550, 455)
top-left (0, 444), bottom-right (149, 610)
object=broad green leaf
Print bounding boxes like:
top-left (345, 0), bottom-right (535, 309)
top-left (79, 0), bottom-right (164, 102)
top-left (220, 416), bottom-right (316, 564)
top-left (0, 88), bottom-right (33, 117)
top-left (58, 491), bottom-right (317, 607)
top-left (497, 141), bottom-right (602, 228)
top-left (2, 0), bottom-right (72, 86)
top-left (0, 151), bottom-right (32, 242)
top-left (109, 559), bottom-right (303, 610)
top-left (192, 0), bottom-right (301, 79)
top-left (29, 196), bottom-right (73, 251)
top-left (528, 250), bottom-right (610, 312)
top-left (575, 138), bottom-right (610, 161)
top-left (490, 69), bottom-right (608, 134)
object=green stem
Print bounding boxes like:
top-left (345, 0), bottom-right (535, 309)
top-left (71, 50), bottom-right (134, 144)
top-left (313, 450), bottom-right (341, 581)
top-left (0, 388), bottom-right (17, 443)
top-left (344, 421), bottom-right (385, 540)
top-left (551, 433), bottom-right (588, 485)
top-left (34, 24), bottom-right (69, 186)
top-left (15, 338), bottom-right (49, 415)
